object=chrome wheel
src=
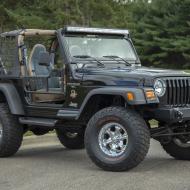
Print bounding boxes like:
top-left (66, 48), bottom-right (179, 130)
top-left (0, 123), bottom-right (3, 141)
top-left (98, 122), bottom-right (128, 157)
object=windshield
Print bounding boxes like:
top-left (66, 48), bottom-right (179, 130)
top-left (65, 35), bottom-right (137, 61)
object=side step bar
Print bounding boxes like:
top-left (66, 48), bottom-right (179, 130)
top-left (57, 110), bottom-right (79, 119)
top-left (19, 117), bottom-right (58, 127)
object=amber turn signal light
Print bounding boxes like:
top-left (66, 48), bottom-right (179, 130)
top-left (145, 90), bottom-right (156, 100)
top-left (126, 92), bottom-right (134, 101)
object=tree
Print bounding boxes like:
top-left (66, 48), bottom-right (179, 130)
top-left (131, 0), bottom-right (190, 69)
top-left (1, 0), bottom-right (189, 69)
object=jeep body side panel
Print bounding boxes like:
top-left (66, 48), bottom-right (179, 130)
top-left (0, 83), bottom-right (24, 115)
top-left (76, 87), bottom-right (157, 119)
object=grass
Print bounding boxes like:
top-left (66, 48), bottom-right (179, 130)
top-left (25, 130), bottom-right (55, 137)
top-left (25, 131), bottom-right (34, 136)
top-left (149, 119), bottom-right (158, 126)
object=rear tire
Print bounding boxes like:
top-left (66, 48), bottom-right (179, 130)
top-left (0, 103), bottom-right (23, 157)
top-left (56, 128), bottom-right (84, 149)
top-left (85, 107), bottom-right (150, 172)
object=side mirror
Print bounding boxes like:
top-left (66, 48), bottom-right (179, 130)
top-left (38, 52), bottom-right (50, 67)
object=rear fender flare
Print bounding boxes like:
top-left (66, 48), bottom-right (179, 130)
top-left (0, 83), bottom-right (24, 115)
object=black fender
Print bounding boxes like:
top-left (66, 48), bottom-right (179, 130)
top-left (76, 87), bottom-right (159, 119)
top-left (0, 83), bottom-right (24, 115)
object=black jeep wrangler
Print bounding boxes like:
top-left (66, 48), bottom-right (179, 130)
top-left (0, 27), bottom-right (190, 171)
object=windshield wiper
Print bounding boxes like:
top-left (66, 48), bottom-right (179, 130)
top-left (102, 55), bottom-right (131, 66)
top-left (73, 55), bottom-right (104, 68)
top-left (73, 55), bottom-right (91, 59)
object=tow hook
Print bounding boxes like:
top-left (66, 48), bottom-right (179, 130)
top-left (175, 109), bottom-right (184, 122)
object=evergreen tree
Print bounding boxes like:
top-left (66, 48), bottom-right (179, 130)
top-left (131, 0), bottom-right (190, 69)
top-left (1, 0), bottom-right (189, 69)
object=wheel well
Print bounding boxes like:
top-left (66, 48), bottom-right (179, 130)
top-left (79, 94), bottom-right (126, 122)
top-left (0, 91), bottom-right (7, 103)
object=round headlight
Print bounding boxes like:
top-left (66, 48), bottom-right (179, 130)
top-left (154, 79), bottom-right (166, 97)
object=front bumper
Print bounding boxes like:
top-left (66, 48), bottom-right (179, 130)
top-left (154, 107), bottom-right (190, 123)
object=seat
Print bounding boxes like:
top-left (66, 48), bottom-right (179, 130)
top-left (69, 45), bottom-right (82, 56)
top-left (28, 44), bottom-right (64, 103)
top-left (28, 44), bottom-right (47, 76)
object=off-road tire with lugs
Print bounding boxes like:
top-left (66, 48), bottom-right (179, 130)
top-left (0, 103), bottom-right (23, 157)
top-left (161, 140), bottom-right (190, 160)
top-left (85, 106), bottom-right (150, 172)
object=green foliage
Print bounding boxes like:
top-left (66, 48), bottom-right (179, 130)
top-left (131, 0), bottom-right (190, 69)
top-left (0, 0), bottom-right (189, 69)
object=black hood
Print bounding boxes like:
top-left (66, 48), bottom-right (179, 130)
top-left (80, 66), bottom-right (190, 87)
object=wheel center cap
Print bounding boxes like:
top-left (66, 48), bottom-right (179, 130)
top-left (98, 122), bottom-right (128, 157)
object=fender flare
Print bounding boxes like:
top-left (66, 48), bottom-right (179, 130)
top-left (77, 87), bottom-right (157, 119)
top-left (0, 83), bottom-right (24, 115)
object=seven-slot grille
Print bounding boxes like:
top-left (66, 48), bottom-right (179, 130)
top-left (165, 77), bottom-right (190, 106)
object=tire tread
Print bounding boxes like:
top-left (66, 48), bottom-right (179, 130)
top-left (0, 103), bottom-right (23, 157)
top-left (85, 106), bottom-right (150, 171)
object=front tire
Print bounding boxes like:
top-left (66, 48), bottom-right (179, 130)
top-left (0, 103), bottom-right (23, 157)
top-left (85, 107), bottom-right (150, 172)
